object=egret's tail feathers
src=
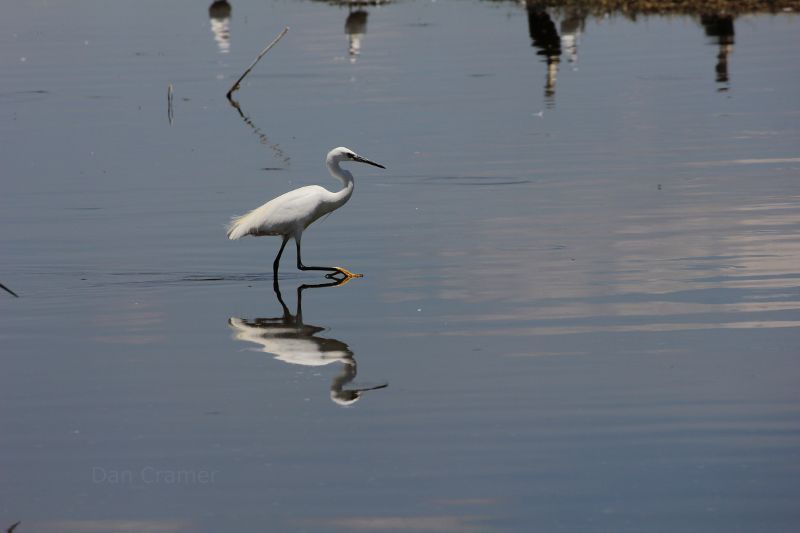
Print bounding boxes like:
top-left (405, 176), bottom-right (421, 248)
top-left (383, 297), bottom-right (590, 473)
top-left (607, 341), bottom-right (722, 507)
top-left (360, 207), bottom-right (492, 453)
top-left (226, 215), bottom-right (250, 240)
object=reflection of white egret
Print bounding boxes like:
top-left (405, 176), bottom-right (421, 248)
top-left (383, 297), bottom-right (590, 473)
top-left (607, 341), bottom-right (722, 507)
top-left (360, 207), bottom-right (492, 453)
top-left (345, 10), bottom-right (368, 63)
top-left (209, 0), bottom-right (232, 54)
top-left (227, 147), bottom-right (385, 280)
top-left (330, 361), bottom-right (371, 406)
top-left (230, 315), bottom-right (351, 366)
top-left (229, 279), bottom-right (387, 406)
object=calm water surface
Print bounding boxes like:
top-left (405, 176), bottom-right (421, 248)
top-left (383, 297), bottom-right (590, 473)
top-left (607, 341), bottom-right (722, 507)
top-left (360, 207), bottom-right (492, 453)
top-left (1, 0), bottom-right (799, 531)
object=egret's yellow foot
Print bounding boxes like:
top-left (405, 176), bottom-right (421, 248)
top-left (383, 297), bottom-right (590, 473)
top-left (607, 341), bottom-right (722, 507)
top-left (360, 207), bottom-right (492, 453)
top-left (329, 275), bottom-right (355, 287)
top-left (333, 267), bottom-right (363, 279)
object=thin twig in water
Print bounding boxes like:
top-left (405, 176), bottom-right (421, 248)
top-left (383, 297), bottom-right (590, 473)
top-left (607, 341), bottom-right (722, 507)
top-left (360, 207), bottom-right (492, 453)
top-left (167, 83), bottom-right (174, 125)
top-left (0, 282), bottom-right (19, 298)
top-left (226, 27), bottom-right (289, 100)
top-left (7, 521), bottom-right (21, 533)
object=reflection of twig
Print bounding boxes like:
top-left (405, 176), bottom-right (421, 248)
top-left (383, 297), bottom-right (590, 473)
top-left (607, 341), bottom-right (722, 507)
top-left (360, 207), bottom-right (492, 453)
top-left (167, 83), bottom-right (174, 125)
top-left (7, 521), bottom-right (21, 533)
top-left (226, 96), bottom-right (291, 167)
top-left (226, 27), bottom-right (289, 100)
top-left (0, 282), bottom-right (18, 298)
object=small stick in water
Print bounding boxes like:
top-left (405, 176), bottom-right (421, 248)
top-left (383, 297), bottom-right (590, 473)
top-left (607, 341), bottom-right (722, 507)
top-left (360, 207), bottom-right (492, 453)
top-left (226, 27), bottom-right (289, 100)
top-left (167, 83), bottom-right (174, 125)
top-left (7, 521), bottom-right (21, 533)
top-left (0, 282), bottom-right (18, 298)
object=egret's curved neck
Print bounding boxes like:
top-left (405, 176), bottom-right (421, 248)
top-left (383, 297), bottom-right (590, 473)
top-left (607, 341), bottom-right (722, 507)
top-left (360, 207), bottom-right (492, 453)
top-left (326, 158), bottom-right (355, 207)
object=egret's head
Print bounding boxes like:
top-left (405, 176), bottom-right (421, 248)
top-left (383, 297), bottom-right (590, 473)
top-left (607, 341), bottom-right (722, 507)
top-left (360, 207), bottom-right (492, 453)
top-left (327, 146), bottom-right (386, 169)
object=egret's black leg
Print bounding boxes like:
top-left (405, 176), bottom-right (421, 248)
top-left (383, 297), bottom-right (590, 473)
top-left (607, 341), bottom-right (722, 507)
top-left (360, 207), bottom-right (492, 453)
top-left (295, 237), bottom-right (363, 279)
top-left (273, 236), bottom-right (289, 279)
top-left (295, 238), bottom-right (342, 275)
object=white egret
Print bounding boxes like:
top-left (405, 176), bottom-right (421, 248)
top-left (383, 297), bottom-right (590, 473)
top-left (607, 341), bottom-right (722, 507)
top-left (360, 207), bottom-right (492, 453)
top-left (227, 146), bottom-right (385, 279)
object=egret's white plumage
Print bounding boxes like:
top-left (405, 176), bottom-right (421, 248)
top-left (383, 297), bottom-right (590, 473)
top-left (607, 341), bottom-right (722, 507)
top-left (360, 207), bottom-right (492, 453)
top-left (227, 185), bottom-right (339, 240)
top-left (227, 146), bottom-right (385, 278)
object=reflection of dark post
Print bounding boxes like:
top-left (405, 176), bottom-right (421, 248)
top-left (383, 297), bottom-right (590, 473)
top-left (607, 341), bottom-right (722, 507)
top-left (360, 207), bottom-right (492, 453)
top-left (559, 10), bottom-right (586, 65)
top-left (209, 0), bottom-right (231, 19)
top-left (526, 2), bottom-right (561, 107)
top-left (209, 1), bottom-right (232, 54)
top-left (700, 14), bottom-right (735, 87)
top-left (345, 10), bottom-right (368, 62)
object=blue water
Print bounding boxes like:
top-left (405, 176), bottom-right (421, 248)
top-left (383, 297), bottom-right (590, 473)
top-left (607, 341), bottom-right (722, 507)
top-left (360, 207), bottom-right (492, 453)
top-left (1, 1), bottom-right (799, 531)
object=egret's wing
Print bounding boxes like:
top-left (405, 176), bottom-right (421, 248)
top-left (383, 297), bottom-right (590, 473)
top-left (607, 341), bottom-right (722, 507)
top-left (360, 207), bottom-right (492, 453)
top-left (227, 186), bottom-right (326, 239)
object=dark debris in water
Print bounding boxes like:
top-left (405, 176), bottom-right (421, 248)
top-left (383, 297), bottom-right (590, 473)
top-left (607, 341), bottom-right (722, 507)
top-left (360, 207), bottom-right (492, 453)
top-left (0, 90), bottom-right (51, 103)
top-left (99, 272), bottom-right (289, 286)
top-left (181, 273), bottom-right (295, 283)
top-left (424, 175), bottom-right (532, 186)
top-left (312, 0), bottom-right (391, 5)
top-left (1, 282), bottom-right (19, 298)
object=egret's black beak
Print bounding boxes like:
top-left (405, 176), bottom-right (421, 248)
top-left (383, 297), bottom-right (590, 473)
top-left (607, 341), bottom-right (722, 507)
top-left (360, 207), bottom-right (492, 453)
top-left (354, 155), bottom-right (386, 169)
